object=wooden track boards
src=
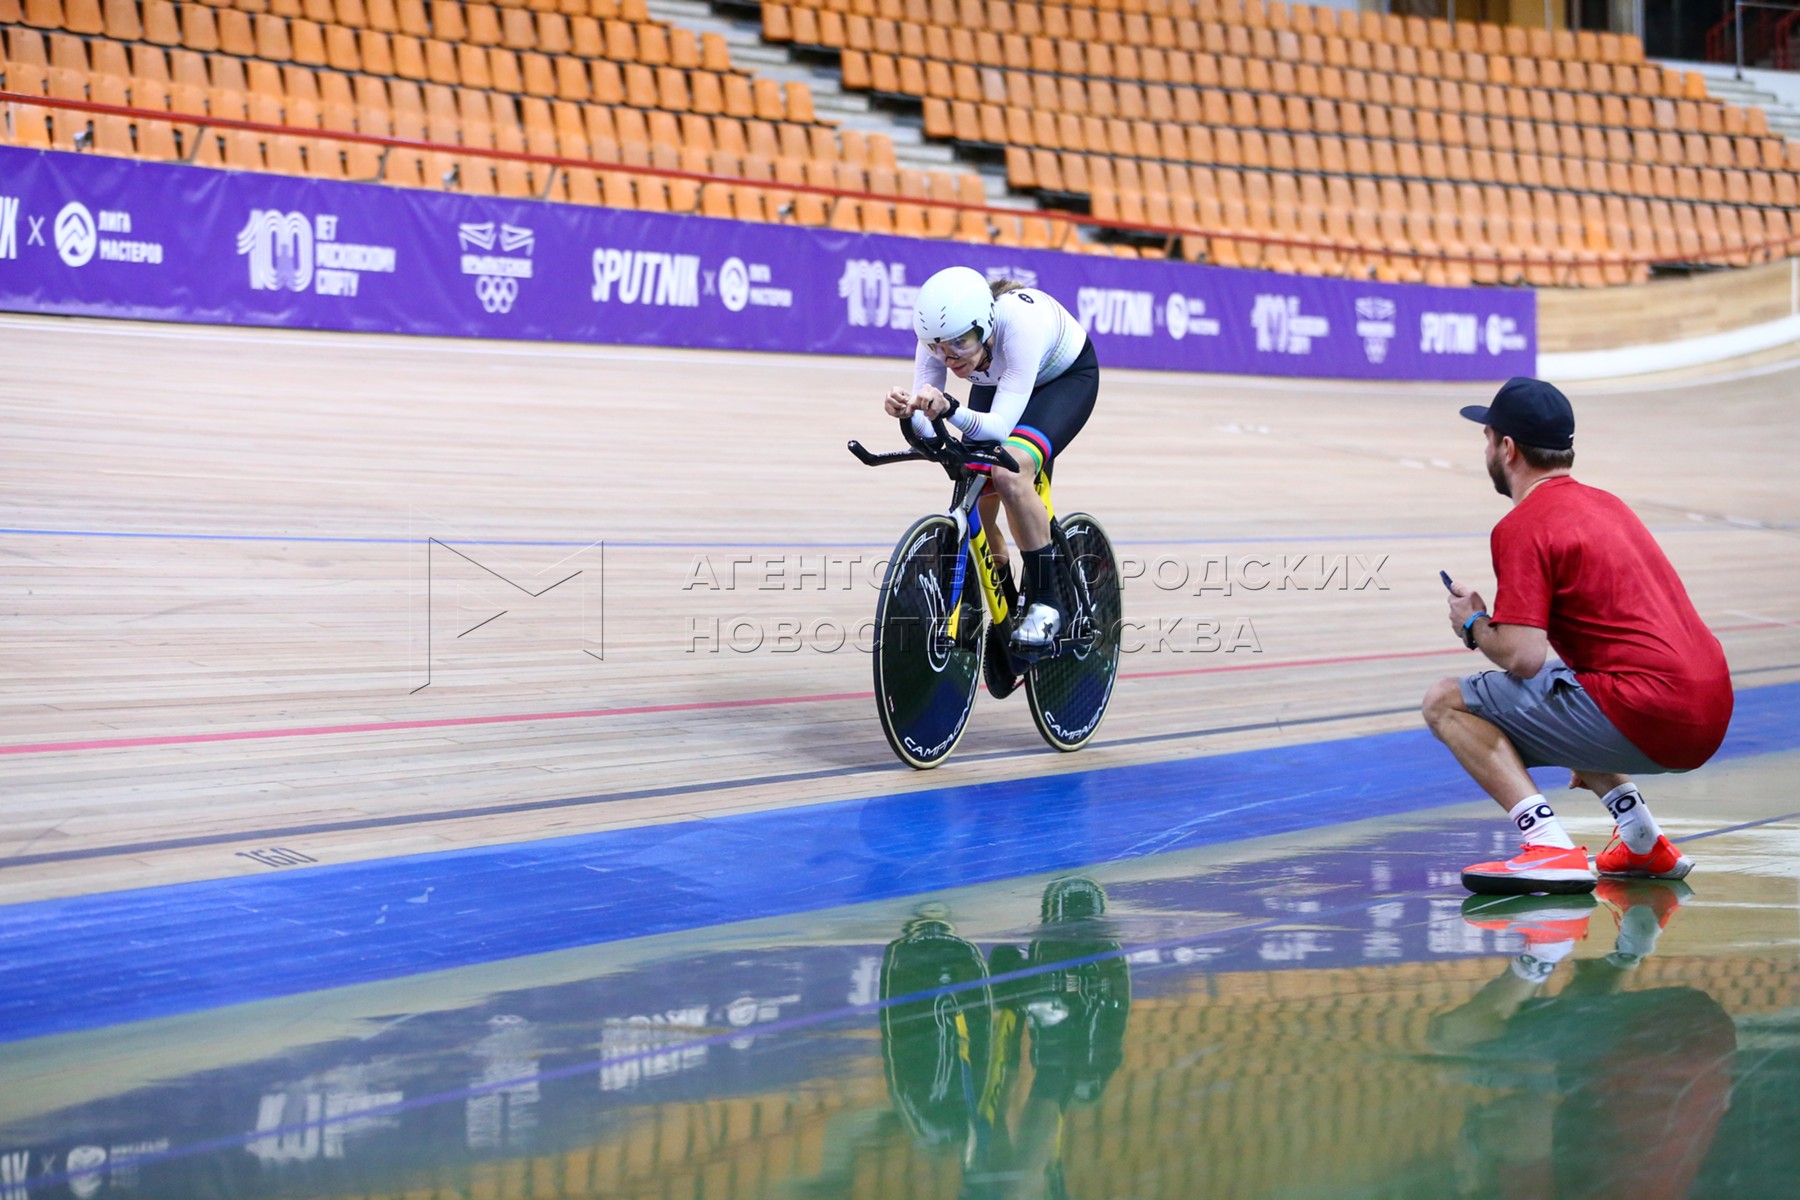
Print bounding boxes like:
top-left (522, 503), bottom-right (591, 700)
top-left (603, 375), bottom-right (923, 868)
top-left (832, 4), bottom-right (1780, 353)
top-left (2, 314), bottom-right (1797, 904)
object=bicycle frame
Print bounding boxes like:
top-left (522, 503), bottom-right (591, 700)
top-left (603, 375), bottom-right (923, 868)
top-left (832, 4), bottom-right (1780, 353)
top-left (945, 469), bottom-right (1057, 647)
top-left (848, 415), bottom-right (1084, 658)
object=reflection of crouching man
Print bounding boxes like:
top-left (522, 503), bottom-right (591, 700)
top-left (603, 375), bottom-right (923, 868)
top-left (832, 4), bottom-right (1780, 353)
top-left (1432, 884), bottom-right (1735, 1200)
top-left (1422, 378), bottom-right (1734, 895)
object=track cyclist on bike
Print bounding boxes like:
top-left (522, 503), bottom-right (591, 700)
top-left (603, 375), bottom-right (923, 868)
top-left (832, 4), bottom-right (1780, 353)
top-left (883, 266), bottom-right (1099, 691)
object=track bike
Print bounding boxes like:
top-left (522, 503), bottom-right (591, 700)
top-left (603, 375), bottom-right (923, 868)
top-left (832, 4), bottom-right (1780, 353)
top-left (848, 414), bottom-right (1122, 769)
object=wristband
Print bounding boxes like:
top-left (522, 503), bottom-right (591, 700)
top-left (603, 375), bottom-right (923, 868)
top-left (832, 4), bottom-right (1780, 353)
top-left (938, 395), bottom-right (960, 424)
top-left (1461, 611), bottom-right (1488, 650)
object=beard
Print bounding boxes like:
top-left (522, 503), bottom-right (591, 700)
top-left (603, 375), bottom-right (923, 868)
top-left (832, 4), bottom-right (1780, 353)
top-left (1486, 448), bottom-right (1511, 497)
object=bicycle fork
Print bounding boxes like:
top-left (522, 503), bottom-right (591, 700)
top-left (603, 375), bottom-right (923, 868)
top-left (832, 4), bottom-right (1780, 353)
top-left (942, 473), bottom-right (998, 649)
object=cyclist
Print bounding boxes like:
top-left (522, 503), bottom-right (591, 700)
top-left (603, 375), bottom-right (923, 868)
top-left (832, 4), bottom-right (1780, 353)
top-left (883, 266), bottom-right (1098, 694)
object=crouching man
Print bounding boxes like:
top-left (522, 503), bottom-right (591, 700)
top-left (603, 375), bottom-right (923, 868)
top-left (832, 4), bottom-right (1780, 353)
top-left (1423, 377), bottom-right (1734, 895)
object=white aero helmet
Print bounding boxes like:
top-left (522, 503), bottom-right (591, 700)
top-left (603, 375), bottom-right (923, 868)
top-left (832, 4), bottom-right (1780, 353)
top-left (912, 266), bottom-right (995, 348)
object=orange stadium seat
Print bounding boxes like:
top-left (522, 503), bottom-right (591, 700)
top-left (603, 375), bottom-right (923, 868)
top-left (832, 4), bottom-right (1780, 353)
top-left (351, 31), bottom-right (390, 75)
top-left (6, 0), bottom-right (1756, 272)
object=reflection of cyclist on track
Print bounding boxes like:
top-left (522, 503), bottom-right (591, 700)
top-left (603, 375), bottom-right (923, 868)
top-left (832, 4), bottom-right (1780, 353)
top-left (882, 267), bottom-right (1099, 692)
top-left (880, 879), bottom-right (1130, 1200)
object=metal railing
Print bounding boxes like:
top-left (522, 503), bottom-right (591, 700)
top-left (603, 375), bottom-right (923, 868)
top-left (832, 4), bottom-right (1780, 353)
top-left (1706, 0), bottom-right (1800, 76)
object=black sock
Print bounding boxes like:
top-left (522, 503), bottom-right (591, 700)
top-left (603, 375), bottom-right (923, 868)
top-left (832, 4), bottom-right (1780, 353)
top-left (998, 563), bottom-right (1020, 617)
top-left (1021, 546), bottom-right (1062, 611)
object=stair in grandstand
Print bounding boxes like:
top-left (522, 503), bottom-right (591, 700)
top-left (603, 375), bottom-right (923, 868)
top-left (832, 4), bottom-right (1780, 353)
top-left (1678, 59), bottom-right (1800, 140)
top-left (650, 0), bottom-right (1042, 213)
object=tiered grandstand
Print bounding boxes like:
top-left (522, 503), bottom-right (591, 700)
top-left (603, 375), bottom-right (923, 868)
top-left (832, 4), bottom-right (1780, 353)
top-left (0, 0), bottom-right (1000, 234)
top-left (807, 0), bottom-right (1800, 281)
top-left (3, 0), bottom-right (1798, 283)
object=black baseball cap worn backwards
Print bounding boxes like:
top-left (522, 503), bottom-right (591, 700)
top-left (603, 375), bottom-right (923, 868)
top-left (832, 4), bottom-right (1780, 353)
top-left (1460, 376), bottom-right (1575, 451)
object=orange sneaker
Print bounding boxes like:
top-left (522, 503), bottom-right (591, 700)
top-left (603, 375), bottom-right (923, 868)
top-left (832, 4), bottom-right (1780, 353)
top-left (1461, 843), bottom-right (1597, 895)
top-left (1595, 831), bottom-right (1693, 880)
top-left (1460, 893), bottom-right (1597, 945)
top-left (1595, 877), bottom-right (1693, 928)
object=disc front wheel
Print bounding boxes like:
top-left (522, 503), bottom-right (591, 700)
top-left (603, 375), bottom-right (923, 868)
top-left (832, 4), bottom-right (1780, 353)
top-left (873, 515), bottom-right (984, 769)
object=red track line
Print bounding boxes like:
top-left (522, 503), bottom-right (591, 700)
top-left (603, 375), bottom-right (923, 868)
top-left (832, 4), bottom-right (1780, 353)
top-left (0, 691), bottom-right (872, 757)
top-left (0, 646), bottom-right (1440, 756)
top-left (2, 622), bottom-right (1789, 757)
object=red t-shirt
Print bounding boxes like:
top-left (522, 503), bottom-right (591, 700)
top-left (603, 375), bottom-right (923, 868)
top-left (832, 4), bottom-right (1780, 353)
top-left (1489, 476), bottom-right (1732, 769)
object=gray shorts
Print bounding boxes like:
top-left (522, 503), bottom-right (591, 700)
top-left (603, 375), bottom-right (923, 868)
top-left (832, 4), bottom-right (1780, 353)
top-left (1460, 664), bottom-right (1669, 775)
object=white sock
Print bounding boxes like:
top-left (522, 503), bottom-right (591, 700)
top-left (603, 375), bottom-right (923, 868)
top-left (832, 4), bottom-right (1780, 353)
top-left (1601, 783), bottom-right (1662, 854)
top-left (1613, 903), bottom-right (1665, 960)
top-left (1508, 795), bottom-right (1574, 849)
top-left (1510, 941), bottom-right (1573, 982)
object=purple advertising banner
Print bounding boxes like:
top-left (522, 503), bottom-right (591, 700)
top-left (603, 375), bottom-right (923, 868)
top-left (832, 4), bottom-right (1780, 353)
top-left (0, 147), bottom-right (1537, 380)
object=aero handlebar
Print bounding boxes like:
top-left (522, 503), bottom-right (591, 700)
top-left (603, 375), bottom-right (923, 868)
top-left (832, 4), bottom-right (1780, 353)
top-left (847, 414), bottom-right (1022, 476)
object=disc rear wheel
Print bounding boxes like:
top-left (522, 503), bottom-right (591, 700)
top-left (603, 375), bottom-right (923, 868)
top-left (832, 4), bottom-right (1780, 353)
top-left (1025, 512), bottom-right (1122, 752)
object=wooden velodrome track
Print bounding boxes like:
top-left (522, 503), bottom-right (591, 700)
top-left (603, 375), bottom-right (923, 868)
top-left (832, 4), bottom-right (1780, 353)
top-left (2, 309), bottom-right (1798, 908)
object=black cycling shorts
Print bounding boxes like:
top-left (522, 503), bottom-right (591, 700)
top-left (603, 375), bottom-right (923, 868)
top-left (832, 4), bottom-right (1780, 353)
top-left (967, 338), bottom-right (1098, 480)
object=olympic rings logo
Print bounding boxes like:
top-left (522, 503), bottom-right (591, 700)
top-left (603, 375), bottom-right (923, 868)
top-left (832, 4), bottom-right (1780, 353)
top-left (475, 275), bottom-right (520, 313)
